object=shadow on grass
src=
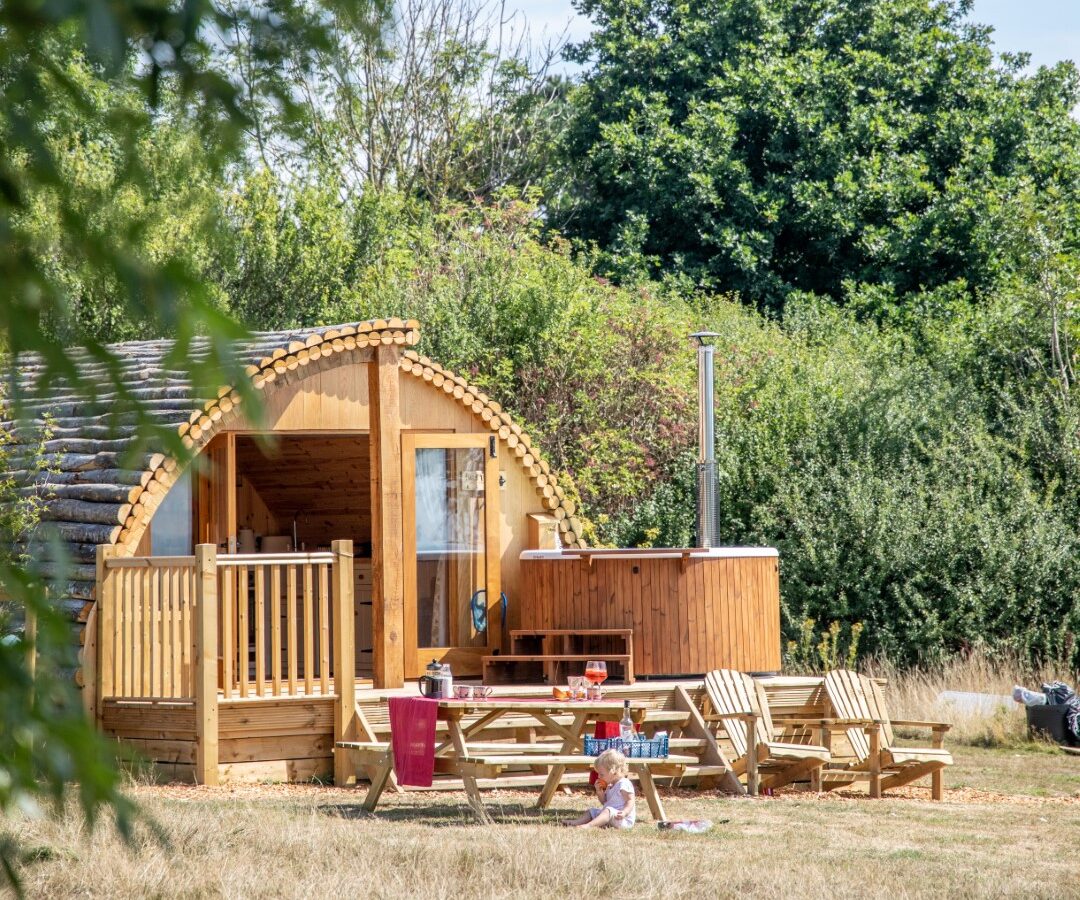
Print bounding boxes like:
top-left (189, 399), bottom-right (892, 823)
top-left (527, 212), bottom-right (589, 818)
top-left (318, 800), bottom-right (561, 827)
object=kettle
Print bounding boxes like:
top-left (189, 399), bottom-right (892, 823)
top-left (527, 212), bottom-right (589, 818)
top-left (419, 659), bottom-right (452, 699)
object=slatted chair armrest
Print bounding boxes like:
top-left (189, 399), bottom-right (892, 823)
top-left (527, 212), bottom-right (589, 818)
top-left (801, 717), bottom-right (884, 727)
top-left (641, 710), bottom-right (692, 724)
top-left (890, 719), bottom-right (952, 731)
top-left (716, 712), bottom-right (757, 723)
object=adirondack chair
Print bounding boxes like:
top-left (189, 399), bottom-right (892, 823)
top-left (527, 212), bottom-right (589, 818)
top-left (823, 669), bottom-right (952, 800)
top-left (703, 669), bottom-right (831, 795)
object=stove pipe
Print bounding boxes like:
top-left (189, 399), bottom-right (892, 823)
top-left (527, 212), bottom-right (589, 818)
top-left (691, 331), bottom-right (720, 548)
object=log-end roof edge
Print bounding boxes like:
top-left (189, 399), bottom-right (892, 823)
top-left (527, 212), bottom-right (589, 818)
top-left (4, 318), bottom-right (581, 636)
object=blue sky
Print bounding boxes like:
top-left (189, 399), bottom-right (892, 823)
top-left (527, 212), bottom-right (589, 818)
top-left (516, 0), bottom-right (1080, 72)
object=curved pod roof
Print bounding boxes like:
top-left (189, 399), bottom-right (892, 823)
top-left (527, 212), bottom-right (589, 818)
top-left (5, 319), bottom-right (581, 628)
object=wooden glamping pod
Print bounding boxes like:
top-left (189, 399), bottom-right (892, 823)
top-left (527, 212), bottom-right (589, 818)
top-left (6, 319), bottom-right (781, 784)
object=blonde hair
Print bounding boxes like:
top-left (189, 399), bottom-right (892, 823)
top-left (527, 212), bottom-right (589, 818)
top-left (595, 748), bottom-right (629, 780)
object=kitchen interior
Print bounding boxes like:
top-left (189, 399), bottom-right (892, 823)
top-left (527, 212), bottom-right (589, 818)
top-left (232, 433), bottom-right (374, 678)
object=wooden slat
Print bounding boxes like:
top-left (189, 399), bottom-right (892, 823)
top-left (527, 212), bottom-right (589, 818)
top-left (238, 565), bottom-right (249, 698)
top-left (287, 565), bottom-right (298, 694)
top-left (165, 566), bottom-right (176, 700)
top-left (303, 563), bottom-right (314, 694)
top-left (218, 552), bottom-right (335, 566)
top-left (182, 567), bottom-right (193, 695)
top-left (271, 564), bottom-right (282, 696)
top-left (824, 669), bottom-right (872, 760)
top-left (160, 567), bottom-right (172, 699)
top-left (107, 555), bottom-right (196, 568)
top-left (139, 566), bottom-right (151, 696)
top-left (222, 563), bottom-right (234, 696)
top-left (319, 563), bottom-right (330, 695)
top-left (254, 564), bottom-right (265, 696)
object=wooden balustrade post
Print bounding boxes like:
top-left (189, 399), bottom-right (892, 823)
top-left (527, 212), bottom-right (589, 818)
top-left (194, 544), bottom-right (220, 786)
top-left (95, 544), bottom-right (119, 724)
top-left (332, 539), bottom-right (357, 786)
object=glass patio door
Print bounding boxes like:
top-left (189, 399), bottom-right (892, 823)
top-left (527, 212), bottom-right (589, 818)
top-left (402, 433), bottom-right (501, 677)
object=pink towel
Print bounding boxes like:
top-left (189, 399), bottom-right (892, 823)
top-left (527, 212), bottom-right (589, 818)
top-left (389, 697), bottom-right (439, 787)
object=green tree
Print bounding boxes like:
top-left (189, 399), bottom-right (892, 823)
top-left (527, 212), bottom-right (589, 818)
top-left (211, 176), bottom-right (700, 529)
top-left (0, 1), bottom-right (387, 888)
top-left (556, 0), bottom-right (1080, 311)
top-left (221, 0), bottom-right (570, 202)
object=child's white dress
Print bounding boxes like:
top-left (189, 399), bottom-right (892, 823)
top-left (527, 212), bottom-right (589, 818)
top-left (588, 776), bottom-right (636, 829)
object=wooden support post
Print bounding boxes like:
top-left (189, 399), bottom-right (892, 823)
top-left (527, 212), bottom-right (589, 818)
top-left (95, 544), bottom-right (118, 724)
top-left (369, 343), bottom-right (404, 688)
top-left (931, 726), bottom-right (946, 801)
top-left (745, 715), bottom-right (759, 797)
top-left (811, 722), bottom-right (831, 792)
top-left (332, 539), bottom-right (357, 786)
top-left (867, 725), bottom-right (881, 799)
top-left (194, 544), bottom-right (219, 786)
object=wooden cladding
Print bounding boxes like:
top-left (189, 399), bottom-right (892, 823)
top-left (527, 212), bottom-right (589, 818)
top-left (519, 552), bottom-right (782, 677)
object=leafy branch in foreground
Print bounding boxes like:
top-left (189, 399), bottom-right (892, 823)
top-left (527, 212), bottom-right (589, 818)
top-left (0, 0), bottom-right (388, 890)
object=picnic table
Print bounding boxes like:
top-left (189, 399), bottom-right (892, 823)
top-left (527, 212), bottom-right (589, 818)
top-left (341, 697), bottom-right (696, 824)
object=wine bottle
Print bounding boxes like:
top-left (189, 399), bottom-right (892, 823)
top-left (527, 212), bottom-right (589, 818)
top-left (619, 699), bottom-right (635, 743)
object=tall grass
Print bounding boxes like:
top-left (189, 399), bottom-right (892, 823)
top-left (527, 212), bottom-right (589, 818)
top-left (864, 652), bottom-right (1079, 748)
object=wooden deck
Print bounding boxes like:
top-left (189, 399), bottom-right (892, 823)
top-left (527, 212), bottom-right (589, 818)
top-left (93, 542), bottom-right (787, 785)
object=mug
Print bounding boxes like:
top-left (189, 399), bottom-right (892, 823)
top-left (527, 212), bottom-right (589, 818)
top-left (454, 685), bottom-right (472, 700)
top-left (473, 685), bottom-right (493, 699)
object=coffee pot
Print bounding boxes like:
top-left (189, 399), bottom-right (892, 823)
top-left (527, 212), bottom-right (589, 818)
top-left (419, 659), bottom-right (452, 698)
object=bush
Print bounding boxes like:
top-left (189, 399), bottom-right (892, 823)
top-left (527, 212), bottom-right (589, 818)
top-left (611, 293), bottom-right (1080, 666)
top-left (213, 175), bottom-right (1080, 667)
top-left (213, 178), bottom-right (699, 533)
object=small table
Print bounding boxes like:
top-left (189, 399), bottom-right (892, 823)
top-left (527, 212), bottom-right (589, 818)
top-left (357, 697), bottom-right (688, 824)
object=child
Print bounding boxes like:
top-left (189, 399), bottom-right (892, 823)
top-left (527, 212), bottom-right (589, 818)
top-left (564, 748), bottom-right (636, 829)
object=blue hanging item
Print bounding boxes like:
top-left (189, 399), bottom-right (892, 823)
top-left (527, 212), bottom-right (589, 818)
top-left (469, 590), bottom-right (509, 633)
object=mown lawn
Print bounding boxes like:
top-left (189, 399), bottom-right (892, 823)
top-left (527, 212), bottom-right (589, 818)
top-left (7, 744), bottom-right (1080, 899)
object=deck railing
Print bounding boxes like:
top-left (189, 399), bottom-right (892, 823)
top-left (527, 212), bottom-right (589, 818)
top-left (218, 552), bottom-right (337, 699)
top-left (96, 540), bottom-right (356, 785)
top-left (96, 554), bottom-right (201, 701)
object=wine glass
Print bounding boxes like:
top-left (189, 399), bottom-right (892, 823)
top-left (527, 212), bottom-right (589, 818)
top-left (584, 660), bottom-right (607, 699)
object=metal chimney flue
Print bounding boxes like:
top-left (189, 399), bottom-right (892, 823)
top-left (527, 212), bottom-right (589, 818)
top-left (691, 331), bottom-right (720, 548)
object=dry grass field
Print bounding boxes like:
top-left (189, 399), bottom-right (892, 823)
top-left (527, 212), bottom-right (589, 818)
top-left (6, 741), bottom-right (1080, 899)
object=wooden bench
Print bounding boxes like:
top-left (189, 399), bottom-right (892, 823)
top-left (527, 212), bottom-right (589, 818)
top-left (341, 682), bottom-right (742, 796)
top-left (341, 739), bottom-right (705, 821)
top-left (483, 629), bottom-right (635, 685)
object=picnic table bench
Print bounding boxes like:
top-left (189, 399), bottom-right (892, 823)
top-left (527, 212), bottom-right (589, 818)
top-left (338, 697), bottom-right (702, 823)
